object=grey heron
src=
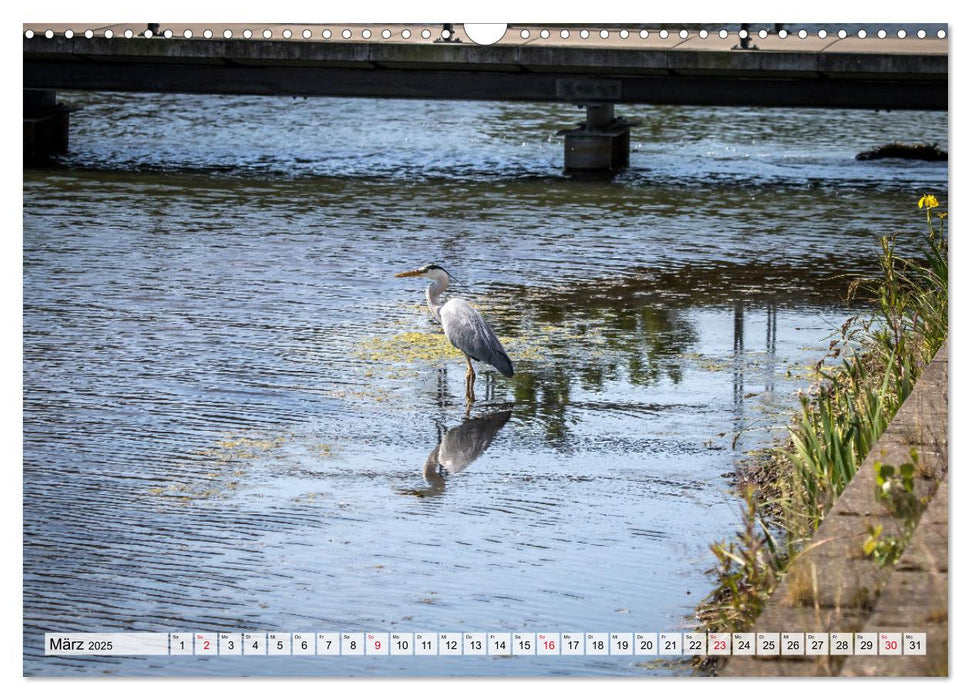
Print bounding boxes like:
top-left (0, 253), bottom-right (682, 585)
top-left (395, 264), bottom-right (514, 404)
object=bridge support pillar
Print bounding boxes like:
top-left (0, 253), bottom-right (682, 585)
top-left (559, 104), bottom-right (637, 173)
top-left (24, 89), bottom-right (71, 165)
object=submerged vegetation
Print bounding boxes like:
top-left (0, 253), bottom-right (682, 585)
top-left (697, 194), bottom-right (948, 647)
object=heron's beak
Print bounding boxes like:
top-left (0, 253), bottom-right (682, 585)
top-left (395, 269), bottom-right (424, 278)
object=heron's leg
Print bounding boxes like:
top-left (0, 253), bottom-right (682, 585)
top-left (464, 355), bottom-right (476, 404)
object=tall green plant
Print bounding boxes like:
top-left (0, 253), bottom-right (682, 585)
top-left (788, 194), bottom-right (947, 523)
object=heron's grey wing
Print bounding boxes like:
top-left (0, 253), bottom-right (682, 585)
top-left (439, 298), bottom-right (515, 377)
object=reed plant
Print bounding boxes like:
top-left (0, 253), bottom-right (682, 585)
top-left (697, 194), bottom-right (948, 647)
top-left (790, 194), bottom-right (947, 524)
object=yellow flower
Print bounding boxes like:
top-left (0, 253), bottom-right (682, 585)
top-left (918, 194), bottom-right (939, 209)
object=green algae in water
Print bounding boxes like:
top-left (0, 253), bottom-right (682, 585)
top-left (357, 330), bottom-right (463, 364)
top-left (147, 433), bottom-right (290, 501)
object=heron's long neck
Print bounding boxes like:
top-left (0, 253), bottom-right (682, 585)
top-left (425, 273), bottom-right (449, 320)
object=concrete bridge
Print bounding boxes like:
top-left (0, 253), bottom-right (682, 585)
top-left (23, 23), bottom-right (948, 169)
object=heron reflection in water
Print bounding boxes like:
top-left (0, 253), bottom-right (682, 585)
top-left (403, 410), bottom-right (513, 497)
top-left (395, 264), bottom-right (514, 406)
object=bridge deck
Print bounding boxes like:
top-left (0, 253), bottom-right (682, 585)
top-left (24, 24), bottom-right (948, 110)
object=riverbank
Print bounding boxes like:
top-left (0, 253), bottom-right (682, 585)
top-left (696, 195), bottom-right (948, 676)
top-left (722, 342), bottom-right (947, 675)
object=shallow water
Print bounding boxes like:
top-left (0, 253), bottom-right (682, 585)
top-left (23, 92), bottom-right (946, 676)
